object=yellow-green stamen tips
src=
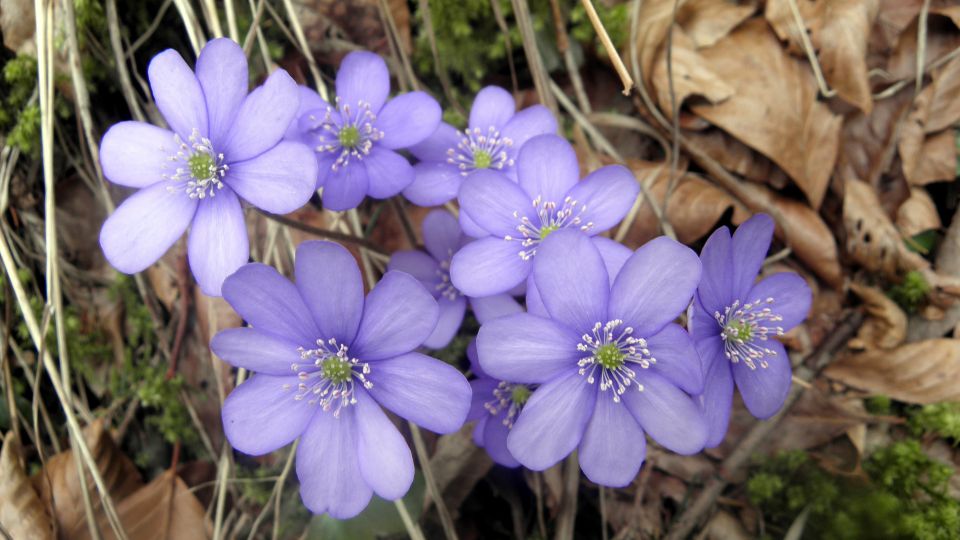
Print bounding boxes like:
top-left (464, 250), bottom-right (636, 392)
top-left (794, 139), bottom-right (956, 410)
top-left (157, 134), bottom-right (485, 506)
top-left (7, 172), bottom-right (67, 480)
top-left (321, 357), bottom-right (352, 384)
top-left (725, 320), bottom-right (753, 342)
top-left (594, 343), bottom-right (625, 369)
top-left (188, 152), bottom-right (216, 181)
top-left (474, 149), bottom-right (493, 169)
top-left (511, 385), bottom-right (531, 406)
top-left (447, 126), bottom-right (515, 175)
top-left (291, 338), bottom-right (373, 417)
top-left (539, 224), bottom-right (560, 240)
top-left (339, 126), bottom-right (360, 148)
top-left (578, 320), bottom-right (654, 402)
top-left (715, 298), bottom-right (786, 370)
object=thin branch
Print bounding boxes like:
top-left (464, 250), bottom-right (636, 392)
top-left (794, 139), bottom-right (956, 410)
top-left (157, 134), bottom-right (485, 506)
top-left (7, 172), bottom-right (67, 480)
top-left (410, 423), bottom-right (459, 540)
top-left (281, 0), bottom-right (329, 100)
top-left (580, 0), bottom-right (633, 95)
top-left (786, 0), bottom-right (836, 98)
top-left (258, 210), bottom-right (389, 256)
top-left (510, 0), bottom-right (558, 113)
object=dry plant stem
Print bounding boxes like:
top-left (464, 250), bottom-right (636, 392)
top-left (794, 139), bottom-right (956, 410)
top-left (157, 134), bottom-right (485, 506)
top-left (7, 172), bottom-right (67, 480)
top-left (242, 0), bottom-right (267, 57)
top-left (534, 472), bottom-right (548, 539)
top-left (409, 423), bottom-right (459, 540)
top-left (258, 210), bottom-right (389, 256)
top-left (347, 209), bottom-right (378, 290)
top-left (212, 446), bottom-right (231, 540)
top-left (916, 0), bottom-right (932, 96)
top-left (225, 0), bottom-right (240, 41)
top-left (662, 0), bottom-right (682, 224)
top-left (873, 45), bottom-right (960, 100)
top-left (555, 452), bottom-right (580, 540)
top-left (549, 0), bottom-right (591, 113)
top-left (245, 0), bottom-right (273, 71)
top-left (106, 0), bottom-right (147, 122)
top-left (201, 0), bottom-right (225, 37)
top-left (418, 0), bottom-right (463, 113)
top-left (663, 311), bottom-right (866, 540)
top-left (243, 442), bottom-right (297, 540)
top-left (395, 498), bottom-right (428, 540)
top-left (786, 0), bottom-right (836, 98)
top-left (377, 2), bottom-right (410, 93)
top-left (171, 0), bottom-right (205, 55)
top-left (599, 486), bottom-right (609, 540)
top-left (580, 0), bottom-right (634, 95)
top-left (270, 443), bottom-right (296, 540)
top-left (281, 0), bottom-right (329, 100)
top-left (0, 232), bottom-right (127, 539)
top-left (392, 197), bottom-right (419, 248)
top-left (70, 439), bottom-right (103, 540)
top-left (378, 0), bottom-right (419, 91)
top-left (549, 80), bottom-right (674, 239)
top-left (511, 0), bottom-right (559, 114)
top-left (491, 0), bottom-right (520, 95)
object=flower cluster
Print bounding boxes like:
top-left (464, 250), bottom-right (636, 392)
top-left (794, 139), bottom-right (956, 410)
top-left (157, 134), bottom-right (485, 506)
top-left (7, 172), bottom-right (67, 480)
top-left (98, 41), bottom-right (812, 519)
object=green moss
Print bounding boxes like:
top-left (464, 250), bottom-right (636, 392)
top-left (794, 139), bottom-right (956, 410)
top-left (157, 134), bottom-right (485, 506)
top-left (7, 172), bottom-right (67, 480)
top-left (887, 270), bottom-right (930, 314)
top-left (866, 395), bottom-right (893, 415)
top-left (911, 402), bottom-right (960, 441)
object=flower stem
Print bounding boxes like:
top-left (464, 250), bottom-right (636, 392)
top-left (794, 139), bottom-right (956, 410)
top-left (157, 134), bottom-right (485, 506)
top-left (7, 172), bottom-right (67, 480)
top-left (394, 498), bottom-right (427, 540)
top-left (409, 422), bottom-right (459, 540)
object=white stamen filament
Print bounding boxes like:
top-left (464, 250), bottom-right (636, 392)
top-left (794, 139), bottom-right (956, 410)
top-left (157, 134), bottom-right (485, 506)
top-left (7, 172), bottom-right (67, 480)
top-left (446, 126), bottom-right (514, 175)
top-left (483, 381), bottom-right (530, 429)
top-left (576, 320), bottom-right (653, 403)
top-left (308, 97), bottom-right (384, 172)
top-left (285, 338), bottom-right (373, 418)
top-left (503, 195), bottom-right (594, 260)
top-left (434, 252), bottom-right (461, 302)
top-left (164, 128), bottom-right (229, 199)
top-left (714, 297), bottom-right (785, 370)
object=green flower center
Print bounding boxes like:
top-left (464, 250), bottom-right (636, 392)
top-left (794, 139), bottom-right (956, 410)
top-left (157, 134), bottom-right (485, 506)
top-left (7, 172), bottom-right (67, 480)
top-left (321, 357), bottom-right (352, 384)
top-left (473, 149), bottom-right (493, 169)
top-left (339, 126), bottom-right (361, 148)
top-left (594, 343), bottom-right (625, 370)
top-left (539, 224), bottom-right (560, 240)
top-left (725, 320), bottom-right (753, 342)
top-left (511, 385), bottom-right (531, 406)
top-left (188, 152), bottom-right (216, 181)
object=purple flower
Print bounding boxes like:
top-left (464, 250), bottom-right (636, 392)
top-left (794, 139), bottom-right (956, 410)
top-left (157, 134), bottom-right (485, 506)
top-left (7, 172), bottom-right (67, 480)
top-left (99, 38), bottom-right (317, 296)
top-left (466, 341), bottom-right (530, 467)
top-left (284, 52), bottom-right (442, 211)
top-left (476, 231), bottom-right (707, 486)
top-left (449, 134), bottom-right (640, 297)
top-left (690, 214), bottom-right (812, 447)
top-left (403, 86), bottom-right (558, 211)
top-left (213, 241), bottom-right (471, 517)
top-left (388, 210), bottom-right (523, 349)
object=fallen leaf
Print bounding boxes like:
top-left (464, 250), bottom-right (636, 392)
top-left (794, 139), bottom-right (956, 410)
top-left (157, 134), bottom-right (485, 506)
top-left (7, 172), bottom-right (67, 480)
top-left (686, 129), bottom-right (792, 186)
top-left (677, 0), bottom-right (755, 49)
top-left (651, 27), bottom-right (735, 113)
top-left (813, 0), bottom-right (880, 113)
top-left (0, 0), bottom-right (35, 54)
top-left (635, 0), bottom-right (690, 88)
top-left (764, 0), bottom-right (821, 54)
top-left (825, 338), bottom-right (960, 404)
top-left (909, 206), bottom-right (960, 340)
top-left (0, 432), bottom-right (54, 539)
top-left (902, 129), bottom-right (957, 185)
top-left (887, 11), bottom-right (960, 82)
top-left (701, 510), bottom-right (752, 540)
top-left (429, 423), bottom-right (493, 513)
top-left (843, 178), bottom-right (926, 277)
top-left (849, 282), bottom-right (908, 350)
top-left (897, 187), bottom-right (942, 237)
top-left (691, 19), bottom-right (842, 209)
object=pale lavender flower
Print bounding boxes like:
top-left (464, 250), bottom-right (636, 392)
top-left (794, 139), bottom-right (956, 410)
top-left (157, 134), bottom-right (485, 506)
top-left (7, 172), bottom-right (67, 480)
top-left (214, 241), bottom-right (471, 517)
top-left (99, 38), bottom-right (317, 296)
top-left (690, 214), bottom-right (812, 447)
top-left (284, 52), bottom-right (441, 211)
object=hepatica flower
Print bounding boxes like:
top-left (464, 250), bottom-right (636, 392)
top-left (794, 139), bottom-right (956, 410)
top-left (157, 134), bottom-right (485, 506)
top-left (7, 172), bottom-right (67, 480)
top-left (466, 341), bottom-right (531, 467)
top-left (285, 52), bottom-right (441, 211)
top-left (403, 85), bottom-right (557, 208)
top-left (690, 214), bottom-right (812, 447)
top-left (388, 209), bottom-right (523, 348)
top-left (99, 38), bottom-right (317, 296)
top-left (476, 231), bottom-right (707, 486)
top-left (213, 241), bottom-right (471, 517)
top-left (449, 134), bottom-right (639, 297)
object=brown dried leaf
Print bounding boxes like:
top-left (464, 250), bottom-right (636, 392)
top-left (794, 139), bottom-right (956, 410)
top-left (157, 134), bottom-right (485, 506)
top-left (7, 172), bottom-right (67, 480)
top-left (902, 129), bottom-right (957, 186)
top-left (651, 28), bottom-right (734, 113)
top-left (909, 207), bottom-right (960, 340)
top-left (764, 0), bottom-right (820, 54)
top-left (677, 0), bottom-right (755, 49)
top-left (0, 432), bottom-right (54, 539)
top-left (897, 187), bottom-right (942, 237)
top-left (825, 338), bottom-right (960, 404)
top-left (35, 419), bottom-right (143, 536)
top-left (701, 511), bottom-right (752, 540)
top-left (813, 0), bottom-right (880, 113)
top-left (429, 424), bottom-right (493, 513)
top-left (0, 0), bottom-right (36, 53)
top-left (686, 129), bottom-right (792, 186)
top-left (635, 0), bottom-right (690, 88)
top-left (72, 471), bottom-right (211, 540)
top-left (843, 178), bottom-right (926, 277)
top-left (887, 11), bottom-right (960, 82)
top-left (691, 19), bottom-right (842, 209)
top-left (849, 282), bottom-right (907, 350)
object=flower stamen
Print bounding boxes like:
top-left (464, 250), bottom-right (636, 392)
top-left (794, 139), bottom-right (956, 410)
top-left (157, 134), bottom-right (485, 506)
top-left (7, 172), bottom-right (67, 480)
top-left (577, 320), bottom-right (653, 402)
top-left (306, 97), bottom-right (384, 172)
top-left (164, 128), bottom-right (228, 199)
top-left (714, 297), bottom-right (785, 370)
top-left (485, 381), bottom-right (533, 428)
top-left (285, 338), bottom-right (373, 417)
top-left (503, 196), bottom-right (594, 260)
top-left (447, 126), bottom-right (514, 176)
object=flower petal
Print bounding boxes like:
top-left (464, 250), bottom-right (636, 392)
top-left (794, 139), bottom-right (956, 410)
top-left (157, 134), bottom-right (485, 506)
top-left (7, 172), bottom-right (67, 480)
top-left (100, 122), bottom-right (177, 188)
top-left (423, 296), bottom-right (467, 349)
top-left (458, 169), bottom-right (532, 237)
top-left (468, 377), bottom-right (499, 420)
top-left (645, 323), bottom-right (704, 395)
top-left (525, 278), bottom-right (548, 317)
top-left (608, 236), bottom-right (702, 336)
top-left (746, 272), bottom-right (812, 332)
top-left (732, 339), bottom-right (792, 419)
top-left (565, 165), bottom-right (639, 234)
top-left (147, 49), bottom-right (207, 141)
top-left (222, 68), bottom-right (300, 162)
top-left (336, 51), bottom-right (390, 112)
top-left (697, 226), bottom-right (735, 315)
top-left (321, 163), bottom-right (369, 211)
top-left (578, 395), bottom-right (646, 487)
top-left (450, 237), bottom-right (531, 297)
top-left (352, 272), bottom-right (439, 361)
top-left (696, 336), bottom-right (734, 448)
top-left (221, 263), bottom-right (321, 346)
top-left (731, 213), bottom-right (774, 298)
top-left (459, 210), bottom-right (489, 238)
top-left (285, 86), bottom-right (329, 140)
top-left (364, 147), bottom-right (415, 199)
top-left (295, 241), bottom-right (365, 344)
top-left (403, 162), bottom-right (462, 206)
top-left (483, 409), bottom-right (521, 467)
top-left (376, 91), bottom-right (442, 149)
top-left (210, 327), bottom-right (301, 375)
top-left (188, 189), bottom-right (249, 296)
top-left (222, 374), bottom-right (315, 455)
top-left (409, 122), bottom-right (459, 162)
top-left (623, 372), bottom-right (707, 455)
top-left (196, 38), bottom-right (248, 146)
top-left (100, 182), bottom-right (197, 274)
top-left (534, 230), bottom-right (609, 332)
top-left (516, 134), bottom-right (580, 204)
top-left (225, 141), bottom-right (317, 214)
top-left (387, 250), bottom-right (441, 286)
top-left (500, 105), bottom-right (558, 148)
top-left (297, 408), bottom-right (373, 518)
top-left (469, 86), bottom-right (516, 130)
top-left (476, 313), bottom-right (581, 384)
top-left (690, 298), bottom-right (721, 339)
top-left (506, 372), bottom-right (596, 470)
top-left (592, 236), bottom-right (632, 285)
top-left (366, 352), bottom-right (471, 433)
top-left (422, 210), bottom-right (462, 262)
top-left (469, 293), bottom-right (523, 324)
top-left (355, 389), bottom-right (415, 500)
